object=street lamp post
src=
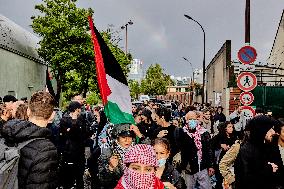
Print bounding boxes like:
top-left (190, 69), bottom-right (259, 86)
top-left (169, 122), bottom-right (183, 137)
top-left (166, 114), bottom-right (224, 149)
top-left (121, 20), bottom-right (133, 55)
top-left (184, 14), bottom-right (206, 104)
top-left (182, 57), bottom-right (195, 83)
top-left (182, 57), bottom-right (195, 105)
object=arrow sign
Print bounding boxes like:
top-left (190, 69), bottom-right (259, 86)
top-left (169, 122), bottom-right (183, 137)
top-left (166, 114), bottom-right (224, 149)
top-left (238, 46), bottom-right (257, 64)
top-left (240, 91), bottom-right (254, 105)
top-left (237, 72), bottom-right (257, 92)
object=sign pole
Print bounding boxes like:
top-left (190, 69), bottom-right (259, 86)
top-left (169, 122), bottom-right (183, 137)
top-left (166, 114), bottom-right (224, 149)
top-left (245, 0), bottom-right (250, 44)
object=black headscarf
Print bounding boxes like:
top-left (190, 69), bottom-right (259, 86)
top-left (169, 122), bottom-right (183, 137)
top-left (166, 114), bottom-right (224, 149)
top-left (248, 115), bottom-right (276, 146)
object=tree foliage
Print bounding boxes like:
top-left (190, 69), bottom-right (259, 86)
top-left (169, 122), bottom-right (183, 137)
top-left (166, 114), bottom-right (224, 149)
top-left (140, 64), bottom-right (173, 96)
top-left (31, 0), bottom-right (131, 103)
top-left (85, 92), bottom-right (101, 105)
top-left (129, 80), bottom-right (140, 99)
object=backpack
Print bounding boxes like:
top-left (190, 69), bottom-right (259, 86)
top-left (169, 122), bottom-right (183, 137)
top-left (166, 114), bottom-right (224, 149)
top-left (0, 138), bottom-right (44, 189)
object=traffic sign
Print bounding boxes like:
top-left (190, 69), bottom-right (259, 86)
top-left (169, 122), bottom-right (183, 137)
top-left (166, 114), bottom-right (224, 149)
top-left (242, 106), bottom-right (255, 119)
top-left (237, 72), bottom-right (257, 92)
top-left (238, 46), bottom-right (257, 64)
top-left (240, 91), bottom-right (254, 105)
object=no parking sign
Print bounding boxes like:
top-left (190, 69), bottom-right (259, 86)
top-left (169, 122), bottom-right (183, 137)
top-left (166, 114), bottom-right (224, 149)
top-left (238, 46), bottom-right (257, 64)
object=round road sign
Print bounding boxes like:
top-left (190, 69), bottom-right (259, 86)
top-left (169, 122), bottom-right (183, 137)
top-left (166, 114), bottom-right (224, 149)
top-left (240, 92), bottom-right (254, 105)
top-left (242, 106), bottom-right (255, 120)
top-left (238, 46), bottom-right (257, 64)
top-left (237, 72), bottom-right (257, 92)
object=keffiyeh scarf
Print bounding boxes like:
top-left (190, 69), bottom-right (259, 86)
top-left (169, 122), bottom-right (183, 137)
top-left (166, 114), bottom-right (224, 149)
top-left (183, 124), bottom-right (204, 163)
top-left (122, 168), bottom-right (155, 189)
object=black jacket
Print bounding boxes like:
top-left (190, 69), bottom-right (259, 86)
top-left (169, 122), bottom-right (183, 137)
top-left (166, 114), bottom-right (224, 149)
top-left (154, 125), bottom-right (179, 157)
top-left (137, 121), bottom-right (157, 139)
top-left (178, 128), bottom-right (214, 175)
top-left (234, 142), bottom-right (274, 189)
top-left (97, 146), bottom-right (124, 189)
top-left (160, 161), bottom-right (186, 189)
top-left (234, 116), bottom-right (277, 189)
top-left (218, 134), bottom-right (238, 162)
top-left (59, 114), bottom-right (86, 163)
top-left (0, 117), bottom-right (6, 137)
top-left (1, 119), bottom-right (58, 189)
top-left (265, 138), bottom-right (284, 189)
top-left (214, 113), bottom-right (226, 123)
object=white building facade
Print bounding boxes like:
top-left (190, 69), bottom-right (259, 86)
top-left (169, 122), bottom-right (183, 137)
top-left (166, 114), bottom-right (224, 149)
top-left (128, 59), bottom-right (144, 82)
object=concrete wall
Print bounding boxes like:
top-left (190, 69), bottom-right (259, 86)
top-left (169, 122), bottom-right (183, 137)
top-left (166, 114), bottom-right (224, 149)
top-left (0, 48), bottom-right (46, 99)
top-left (206, 40), bottom-right (232, 115)
top-left (268, 11), bottom-right (284, 79)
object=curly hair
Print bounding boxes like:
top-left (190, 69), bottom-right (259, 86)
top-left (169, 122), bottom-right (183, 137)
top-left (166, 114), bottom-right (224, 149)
top-left (15, 103), bottom-right (28, 120)
top-left (29, 91), bottom-right (56, 119)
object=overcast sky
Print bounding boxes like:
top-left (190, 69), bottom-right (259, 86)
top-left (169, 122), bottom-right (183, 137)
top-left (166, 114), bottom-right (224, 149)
top-left (0, 0), bottom-right (283, 77)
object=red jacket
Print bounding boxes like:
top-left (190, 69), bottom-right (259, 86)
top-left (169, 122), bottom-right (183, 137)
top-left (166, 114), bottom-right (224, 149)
top-left (114, 176), bottom-right (165, 189)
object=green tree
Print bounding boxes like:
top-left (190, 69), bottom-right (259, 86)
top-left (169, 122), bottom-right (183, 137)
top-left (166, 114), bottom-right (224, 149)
top-left (85, 92), bottom-right (101, 105)
top-left (129, 80), bottom-right (140, 99)
top-left (141, 64), bottom-right (172, 96)
top-left (31, 0), bottom-right (131, 103)
top-left (32, 0), bottom-right (95, 102)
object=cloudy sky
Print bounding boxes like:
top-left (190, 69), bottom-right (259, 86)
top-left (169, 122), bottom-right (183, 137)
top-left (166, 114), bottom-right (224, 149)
top-left (0, 0), bottom-right (283, 77)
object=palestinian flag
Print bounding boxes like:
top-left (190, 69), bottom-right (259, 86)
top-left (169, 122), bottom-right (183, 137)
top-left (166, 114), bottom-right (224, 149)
top-left (88, 16), bottom-right (134, 124)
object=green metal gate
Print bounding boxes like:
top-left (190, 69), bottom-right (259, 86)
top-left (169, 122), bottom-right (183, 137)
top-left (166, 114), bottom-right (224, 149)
top-left (251, 86), bottom-right (284, 117)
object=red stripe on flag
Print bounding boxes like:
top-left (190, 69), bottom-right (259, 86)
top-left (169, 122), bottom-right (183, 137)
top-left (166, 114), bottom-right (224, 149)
top-left (88, 16), bottom-right (111, 105)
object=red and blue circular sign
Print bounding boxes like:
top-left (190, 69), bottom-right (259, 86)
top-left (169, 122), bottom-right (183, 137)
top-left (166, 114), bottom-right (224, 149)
top-left (238, 46), bottom-right (257, 65)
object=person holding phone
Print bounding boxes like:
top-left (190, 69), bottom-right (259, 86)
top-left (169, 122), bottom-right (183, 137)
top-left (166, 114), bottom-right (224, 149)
top-left (154, 107), bottom-right (179, 158)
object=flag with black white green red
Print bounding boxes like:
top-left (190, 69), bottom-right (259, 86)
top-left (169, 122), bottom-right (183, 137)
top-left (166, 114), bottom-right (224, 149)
top-left (88, 16), bottom-right (134, 125)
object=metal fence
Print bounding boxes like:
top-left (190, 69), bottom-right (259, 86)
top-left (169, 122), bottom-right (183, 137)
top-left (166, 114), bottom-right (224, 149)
top-left (252, 86), bottom-right (284, 118)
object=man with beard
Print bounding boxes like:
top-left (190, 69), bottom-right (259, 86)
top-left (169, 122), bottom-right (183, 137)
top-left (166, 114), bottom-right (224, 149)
top-left (234, 115), bottom-right (277, 189)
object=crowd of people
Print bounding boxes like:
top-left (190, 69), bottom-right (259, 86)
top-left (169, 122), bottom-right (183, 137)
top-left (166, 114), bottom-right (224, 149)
top-left (0, 92), bottom-right (284, 189)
